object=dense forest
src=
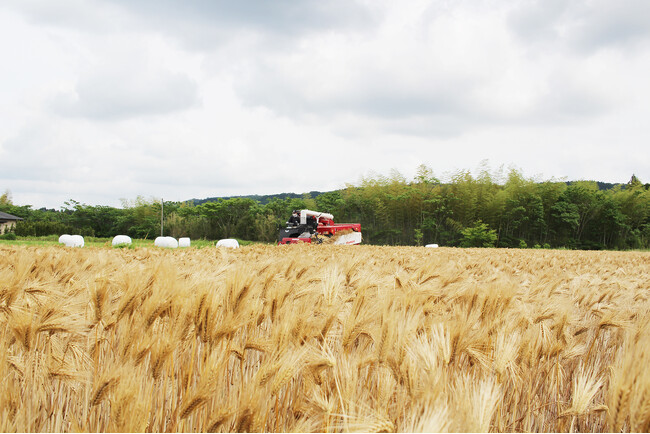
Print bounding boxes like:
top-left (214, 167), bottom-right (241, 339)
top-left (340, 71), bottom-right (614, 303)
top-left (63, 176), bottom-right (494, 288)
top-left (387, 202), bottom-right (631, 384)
top-left (2, 165), bottom-right (649, 249)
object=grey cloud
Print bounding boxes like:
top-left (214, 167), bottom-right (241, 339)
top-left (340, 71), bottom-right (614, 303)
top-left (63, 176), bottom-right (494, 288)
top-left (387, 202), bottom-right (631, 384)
top-left (51, 69), bottom-right (200, 120)
top-left (508, 0), bottom-right (650, 52)
top-left (234, 53), bottom-right (612, 139)
top-left (235, 56), bottom-right (474, 120)
top-left (1, 0), bottom-right (132, 34)
top-left (568, 0), bottom-right (650, 51)
top-left (113, 0), bottom-right (375, 38)
top-left (3, 0), bottom-right (376, 50)
top-left (334, 87), bottom-right (467, 120)
top-left (507, 0), bottom-right (570, 45)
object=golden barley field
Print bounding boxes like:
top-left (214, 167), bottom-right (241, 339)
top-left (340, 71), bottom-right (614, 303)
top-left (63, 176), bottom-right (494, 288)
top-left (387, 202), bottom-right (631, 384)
top-left (1, 244), bottom-right (649, 432)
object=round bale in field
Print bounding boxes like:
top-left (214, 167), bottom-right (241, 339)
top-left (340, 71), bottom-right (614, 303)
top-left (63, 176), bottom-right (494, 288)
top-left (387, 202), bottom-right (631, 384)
top-left (425, 244), bottom-right (439, 248)
top-left (179, 237), bottom-right (191, 248)
top-left (112, 235), bottom-right (132, 247)
top-left (216, 238), bottom-right (239, 248)
top-left (63, 235), bottom-right (84, 247)
top-left (154, 236), bottom-right (178, 248)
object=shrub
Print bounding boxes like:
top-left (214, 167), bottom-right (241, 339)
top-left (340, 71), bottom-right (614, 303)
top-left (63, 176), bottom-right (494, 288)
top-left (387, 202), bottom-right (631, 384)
top-left (460, 221), bottom-right (498, 247)
top-left (15, 221), bottom-right (74, 237)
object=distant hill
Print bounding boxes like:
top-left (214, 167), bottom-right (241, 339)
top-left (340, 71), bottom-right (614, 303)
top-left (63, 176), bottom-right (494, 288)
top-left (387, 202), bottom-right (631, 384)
top-left (566, 181), bottom-right (620, 190)
top-left (188, 191), bottom-right (327, 206)
top-left (594, 181), bottom-right (619, 190)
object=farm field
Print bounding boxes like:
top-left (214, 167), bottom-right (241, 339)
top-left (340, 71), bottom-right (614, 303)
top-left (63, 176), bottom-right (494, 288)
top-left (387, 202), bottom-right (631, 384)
top-left (1, 245), bottom-right (649, 432)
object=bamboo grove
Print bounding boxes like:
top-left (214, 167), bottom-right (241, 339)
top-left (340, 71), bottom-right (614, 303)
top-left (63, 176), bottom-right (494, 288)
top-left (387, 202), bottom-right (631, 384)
top-left (2, 165), bottom-right (649, 249)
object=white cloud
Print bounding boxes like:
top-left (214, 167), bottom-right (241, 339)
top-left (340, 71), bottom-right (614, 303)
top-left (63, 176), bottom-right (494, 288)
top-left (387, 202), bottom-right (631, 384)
top-left (0, 0), bottom-right (648, 209)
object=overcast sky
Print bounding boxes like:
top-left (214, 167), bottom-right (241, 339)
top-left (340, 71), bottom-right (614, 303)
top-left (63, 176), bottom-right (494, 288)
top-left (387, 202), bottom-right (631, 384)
top-left (1, 0), bottom-right (648, 209)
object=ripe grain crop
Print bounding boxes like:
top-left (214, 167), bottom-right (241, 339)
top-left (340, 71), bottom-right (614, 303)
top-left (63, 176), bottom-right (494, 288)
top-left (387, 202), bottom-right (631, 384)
top-left (0, 244), bottom-right (649, 432)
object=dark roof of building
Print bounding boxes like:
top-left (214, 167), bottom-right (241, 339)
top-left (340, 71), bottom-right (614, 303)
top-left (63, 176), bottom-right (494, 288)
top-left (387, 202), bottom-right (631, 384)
top-left (0, 211), bottom-right (23, 221)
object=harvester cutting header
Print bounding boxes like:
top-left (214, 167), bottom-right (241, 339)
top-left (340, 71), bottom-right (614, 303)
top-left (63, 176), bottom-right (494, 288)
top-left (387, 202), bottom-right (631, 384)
top-left (277, 209), bottom-right (362, 245)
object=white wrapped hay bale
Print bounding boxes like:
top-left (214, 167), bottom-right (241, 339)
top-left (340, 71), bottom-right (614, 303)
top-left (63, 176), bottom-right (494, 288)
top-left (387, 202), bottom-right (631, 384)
top-left (178, 237), bottom-right (191, 248)
top-left (112, 235), bottom-right (132, 247)
top-left (59, 234), bottom-right (84, 247)
top-left (61, 235), bottom-right (84, 247)
top-left (425, 244), bottom-right (439, 248)
top-left (154, 236), bottom-right (178, 248)
top-left (216, 238), bottom-right (239, 248)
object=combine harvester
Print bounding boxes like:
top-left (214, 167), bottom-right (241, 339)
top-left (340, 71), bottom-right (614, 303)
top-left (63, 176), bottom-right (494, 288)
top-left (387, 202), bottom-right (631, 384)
top-left (277, 209), bottom-right (362, 245)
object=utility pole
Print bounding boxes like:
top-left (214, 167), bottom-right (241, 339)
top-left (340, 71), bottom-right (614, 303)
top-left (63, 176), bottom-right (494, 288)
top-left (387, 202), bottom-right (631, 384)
top-left (161, 198), bottom-right (164, 237)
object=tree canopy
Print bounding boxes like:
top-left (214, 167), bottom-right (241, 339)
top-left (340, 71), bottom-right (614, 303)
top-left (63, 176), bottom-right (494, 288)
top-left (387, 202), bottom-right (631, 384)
top-left (2, 165), bottom-right (649, 249)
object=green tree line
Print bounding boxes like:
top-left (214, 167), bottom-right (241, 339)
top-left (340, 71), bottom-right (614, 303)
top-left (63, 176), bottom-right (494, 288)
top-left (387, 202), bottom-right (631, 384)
top-left (2, 165), bottom-right (649, 249)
